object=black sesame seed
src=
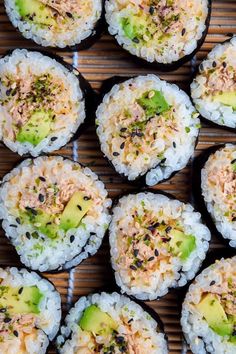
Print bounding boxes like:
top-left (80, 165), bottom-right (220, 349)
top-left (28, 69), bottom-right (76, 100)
top-left (18, 287), bottom-right (23, 295)
top-left (51, 137), bottom-right (58, 142)
top-left (173, 142), bottom-right (176, 148)
top-left (155, 249), bottom-right (159, 257)
top-left (70, 235), bottom-right (75, 243)
top-left (128, 318), bottom-right (133, 324)
top-left (13, 330), bottom-right (18, 337)
top-left (133, 37), bottom-right (140, 43)
top-left (232, 216), bottom-right (236, 222)
top-left (231, 159), bottom-right (236, 164)
top-left (0, 308), bottom-right (6, 313)
top-left (38, 194), bottom-right (44, 203)
top-left (120, 142), bottom-right (125, 150)
top-left (161, 158), bottom-right (166, 164)
top-left (120, 127), bottom-right (127, 133)
top-left (83, 196), bottom-right (91, 201)
top-left (130, 265), bottom-right (137, 271)
top-left (25, 207), bottom-right (37, 216)
top-left (16, 217), bottom-right (21, 225)
top-left (165, 226), bottom-right (172, 233)
top-left (77, 205), bottom-right (82, 211)
top-left (232, 330), bottom-right (236, 336)
top-left (120, 346), bottom-right (127, 353)
top-left (6, 89), bottom-right (12, 96)
top-left (136, 131), bottom-right (144, 138)
top-left (116, 336), bottom-right (125, 344)
top-left (133, 249), bottom-right (139, 257)
top-left (39, 176), bottom-right (46, 182)
top-left (135, 260), bottom-right (142, 268)
top-left (26, 232), bottom-right (31, 239)
top-left (222, 61), bottom-right (227, 68)
top-left (199, 63), bottom-right (204, 71)
top-left (66, 12), bottom-right (73, 18)
top-left (210, 281), bottom-right (216, 286)
top-left (212, 61), bottom-right (217, 68)
top-left (113, 152), bottom-right (120, 157)
top-left (149, 6), bottom-right (154, 15)
top-left (148, 256), bottom-right (155, 262)
top-left (181, 28), bottom-right (186, 36)
top-left (9, 224), bottom-right (17, 228)
top-left (4, 317), bottom-right (11, 323)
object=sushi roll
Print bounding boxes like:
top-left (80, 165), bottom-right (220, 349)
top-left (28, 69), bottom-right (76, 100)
top-left (105, 0), bottom-right (211, 70)
top-left (56, 292), bottom-right (168, 353)
top-left (191, 36), bottom-right (236, 129)
top-left (181, 256), bottom-right (236, 354)
top-left (5, 0), bottom-right (103, 49)
top-left (0, 49), bottom-right (93, 157)
top-left (0, 266), bottom-right (61, 353)
top-left (109, 192), bottom-right (211, 300)
top-left (0, 156), bottom-right (111, 272)
top-left (96, 75), bottom-right (200, 186)
top-left (195, 144), bottom-right (236, 248)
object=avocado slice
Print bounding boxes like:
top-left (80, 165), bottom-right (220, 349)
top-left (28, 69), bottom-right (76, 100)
top-left (15, 0), bottom-right (55, 26)
top-left (16, 111), bottom-right (52, 146)
top-left (0, 285), bottom-right (43, 315)
top-left (121, 16), bottom-right (147, 41)
top-left (212, 92), bottom-right (236, 110)
top-left (79, 305), bottom-right (117, 335)
top-left (169, 229), bottom-right (196, 260)
top-left (20, 209), bottom-right (59, 239)
top-left (137, 90), bottom-right (170, 118)
top-left (196, 293), bottom-right (234, 337)
top-left (60, 191), bottom-right (93, 231)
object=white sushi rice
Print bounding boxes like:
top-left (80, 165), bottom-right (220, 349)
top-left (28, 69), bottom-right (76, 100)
top-left (56, 292), bottom-right (168, 354)
top-left (191, 36), bottom-right (236, 128)
top-left (0, 267), bottom-right (61, 354)
top-left (0, 49), bottom-right (86, 156)
top-left (181, 256), bottom-right (236, 354)
top-left (201, 144), bottom-right (236, 248)
top-left (0, 156), bottom-right (111, 272)
top-left (5, 0), bottom-right (102, 48)
top-left (109, 192), bottom-right (211, 300)
top-left (96, 75), bottom-right (200, 186)
top-left (105, 0), bottom-right (209, 64)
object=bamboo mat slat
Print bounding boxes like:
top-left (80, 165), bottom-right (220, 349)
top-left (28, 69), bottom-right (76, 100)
top-left (0, 1), bottom-right (236, 353)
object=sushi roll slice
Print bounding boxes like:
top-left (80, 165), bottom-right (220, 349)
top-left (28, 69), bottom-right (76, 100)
top-left (0, 49), bottom-right (94, 157)
top-left (0, 267), bottom-right (61, 354)
top-left (105, 0), bottom-right (211, 70)
top-left (96, 75), bottom-right (200, 186)
top-left (109, 192), bottom-right (211, 300)
top-left (5, 0), bottom-right (103, 49)
top-left (191, 36), bottom-right (236, 129)
top-left (56, 292), bottom-right (168, 353)
top-left (181, 256), bottom-right (236, 354)
top-left (195, 144), bottom-right (236, 248)
top-left (0, 156), bottom-right (111, 272)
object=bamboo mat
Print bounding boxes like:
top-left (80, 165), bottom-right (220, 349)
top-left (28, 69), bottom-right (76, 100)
top-left (0, 1), bottom-right (236, 353)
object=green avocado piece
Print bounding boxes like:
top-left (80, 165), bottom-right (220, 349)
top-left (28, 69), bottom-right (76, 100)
top-left (60, 191), bottom-right (93, 232)
top-left (79, 305), bottom-right (117, 335)
top-left (169, 229), bottom-right (196, 260)
top-left (196, 294), bottom-right (234, 337)
top-left (16, 111), bottom-right (52, 146)
top-left (0, 285), bottom-right (43, 315)
top-left (121, 16), bottom-right (147, 41)
top-left (212, 91), bottom-right (236, 110)
top-left (137, 90), bottom-right (170, 118)
top-left (20, 209), bottom-right (59, 239)
top-left (15, 0), bottom-right (55, 26)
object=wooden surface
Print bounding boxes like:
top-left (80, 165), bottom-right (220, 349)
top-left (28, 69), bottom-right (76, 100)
top-left (0, 1), bottom-right (236, 353)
